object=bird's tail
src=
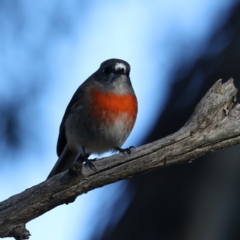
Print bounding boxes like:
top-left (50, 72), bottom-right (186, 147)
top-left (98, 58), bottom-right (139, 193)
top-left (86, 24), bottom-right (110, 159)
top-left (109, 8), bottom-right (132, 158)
top-left (47, 146), bottom-right (78, 179)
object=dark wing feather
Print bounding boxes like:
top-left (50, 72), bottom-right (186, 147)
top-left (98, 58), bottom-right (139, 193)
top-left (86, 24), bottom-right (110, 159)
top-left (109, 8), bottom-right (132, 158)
top-left (56, 84), bottom-right (87, 156)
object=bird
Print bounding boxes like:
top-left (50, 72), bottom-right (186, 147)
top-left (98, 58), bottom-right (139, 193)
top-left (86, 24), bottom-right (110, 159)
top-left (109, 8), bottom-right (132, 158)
top-left (47, 59), bottom-right (138, 179)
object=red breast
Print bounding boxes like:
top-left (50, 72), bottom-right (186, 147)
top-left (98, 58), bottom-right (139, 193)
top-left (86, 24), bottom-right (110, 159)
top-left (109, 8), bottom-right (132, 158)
top-left (90, 87), bottom-right (138, 130)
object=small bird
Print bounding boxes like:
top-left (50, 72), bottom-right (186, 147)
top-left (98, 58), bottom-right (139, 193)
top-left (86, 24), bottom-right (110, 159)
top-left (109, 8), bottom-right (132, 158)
top-left (47, 59), bottom-right (138, 179)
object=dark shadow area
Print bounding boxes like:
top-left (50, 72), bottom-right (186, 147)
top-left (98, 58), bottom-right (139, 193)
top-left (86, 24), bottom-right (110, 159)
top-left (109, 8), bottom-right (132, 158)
top-left (96, 3), bottom-right (240, 240)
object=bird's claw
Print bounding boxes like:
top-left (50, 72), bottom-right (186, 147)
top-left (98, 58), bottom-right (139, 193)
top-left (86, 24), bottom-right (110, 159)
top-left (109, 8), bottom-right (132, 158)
top-left (115, 146), bottom-right (135, 155)
top-left (84, 159), bottom-right (97, 171)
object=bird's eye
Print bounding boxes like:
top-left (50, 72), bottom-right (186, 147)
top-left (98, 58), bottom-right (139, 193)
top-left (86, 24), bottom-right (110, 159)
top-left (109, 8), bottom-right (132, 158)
top-left (102, 66), bottom-right (111, 75)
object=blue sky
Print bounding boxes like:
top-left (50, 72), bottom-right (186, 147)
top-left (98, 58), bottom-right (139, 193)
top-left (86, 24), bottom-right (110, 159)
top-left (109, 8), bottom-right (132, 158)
top-left (0, 1), bottom-right (234, 239)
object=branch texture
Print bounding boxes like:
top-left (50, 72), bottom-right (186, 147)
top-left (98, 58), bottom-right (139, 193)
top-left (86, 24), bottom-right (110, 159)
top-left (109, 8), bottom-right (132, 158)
top-left (1, 79), bottom-right (240, 239)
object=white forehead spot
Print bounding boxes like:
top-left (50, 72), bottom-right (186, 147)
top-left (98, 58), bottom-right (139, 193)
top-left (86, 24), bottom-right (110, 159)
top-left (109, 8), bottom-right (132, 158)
top-left (115, 62), bottom-right (127, 72)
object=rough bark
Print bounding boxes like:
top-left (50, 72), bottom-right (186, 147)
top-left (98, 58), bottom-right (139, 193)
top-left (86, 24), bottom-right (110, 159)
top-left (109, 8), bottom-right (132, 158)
top-left (0, 79), bottom-right (240, 239)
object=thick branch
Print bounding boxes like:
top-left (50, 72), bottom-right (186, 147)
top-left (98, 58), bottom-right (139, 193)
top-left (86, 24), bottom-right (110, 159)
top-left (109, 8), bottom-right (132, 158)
top-left (1, 79), bottom-right (240, 239)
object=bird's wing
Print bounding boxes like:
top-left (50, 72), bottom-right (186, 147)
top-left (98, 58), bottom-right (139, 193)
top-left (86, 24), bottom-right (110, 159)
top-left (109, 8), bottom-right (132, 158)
top-left (56, 83), bottom-right (88, 157)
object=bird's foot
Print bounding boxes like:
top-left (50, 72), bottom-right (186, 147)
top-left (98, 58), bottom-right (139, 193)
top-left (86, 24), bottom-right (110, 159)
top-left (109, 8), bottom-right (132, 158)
top-left (77, 147), bottom-right (97, 171)
top-left (115, 146), bottom-right (135, 155)
top-left (83, 158), bottom-right (97, 171)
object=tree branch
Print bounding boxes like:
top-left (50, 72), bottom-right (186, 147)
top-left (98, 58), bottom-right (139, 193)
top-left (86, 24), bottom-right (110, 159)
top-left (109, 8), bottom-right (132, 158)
top-left (1, 79), bottom-right (240, 239)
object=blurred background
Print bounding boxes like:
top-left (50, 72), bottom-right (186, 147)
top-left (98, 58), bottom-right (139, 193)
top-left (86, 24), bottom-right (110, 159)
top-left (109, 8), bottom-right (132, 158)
top-left (1, 0), bottom-right (240, 239)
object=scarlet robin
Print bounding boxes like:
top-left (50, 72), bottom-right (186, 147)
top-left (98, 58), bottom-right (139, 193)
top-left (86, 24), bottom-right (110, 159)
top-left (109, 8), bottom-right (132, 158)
top-left (47, 59), bottom-right (138, 179)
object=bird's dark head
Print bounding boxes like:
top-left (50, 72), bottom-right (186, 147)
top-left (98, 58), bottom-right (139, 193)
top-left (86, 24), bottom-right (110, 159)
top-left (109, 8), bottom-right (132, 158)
top-left (91, 59), bottom-right (133, 94)
top-left (100, 59), bottom-right (130, 77)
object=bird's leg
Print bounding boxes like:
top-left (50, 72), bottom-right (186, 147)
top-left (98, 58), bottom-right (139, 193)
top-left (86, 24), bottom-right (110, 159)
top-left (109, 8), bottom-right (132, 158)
top-left (79, 146), bottom-right (97, 171)
top-left (115, 146), bottom-right (135, 155)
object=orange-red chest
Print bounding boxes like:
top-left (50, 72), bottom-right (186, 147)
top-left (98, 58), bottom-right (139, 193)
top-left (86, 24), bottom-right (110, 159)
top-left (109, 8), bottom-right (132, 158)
top-left (90, 88), bottom-right (138, 128)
